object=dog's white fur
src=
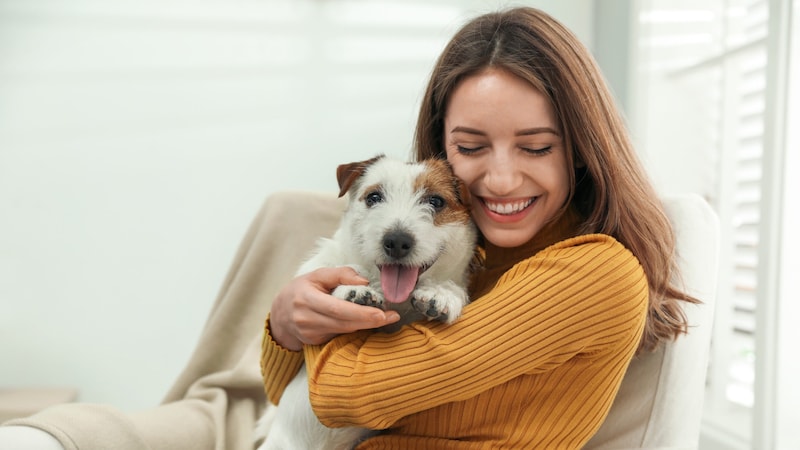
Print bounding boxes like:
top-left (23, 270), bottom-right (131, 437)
top-left (255, 155), bottom-right (476, 450)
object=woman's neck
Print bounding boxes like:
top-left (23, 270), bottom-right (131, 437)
top-left (483, 205), bottom-right (582, 270)
top-left (470, 205), bottom-right (582, 298)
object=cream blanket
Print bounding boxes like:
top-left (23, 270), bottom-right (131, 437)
top-left (3, 191), bottom-right (345, 450)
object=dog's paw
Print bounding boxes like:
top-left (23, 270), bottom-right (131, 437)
top-left (410, 282), bottom-right (467, 323)
top-left (332, 285), bottom-right (385, 309)
top-left (410, 294), bottom-right (448, 321)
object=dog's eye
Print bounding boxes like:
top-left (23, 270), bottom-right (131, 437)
top-left (365, 191), bottom-right (383, 207)
top-left (427, 195), bottom-right (446, 210)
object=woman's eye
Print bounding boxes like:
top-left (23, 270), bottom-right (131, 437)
top-left (365, 191), bottom-right (383, 207)
top-left (522, 145), bottom-right (552, 156)
top-left (456, 145), bottom-right (483, 155)
top-left (426, 195), bottom-right (446, 210)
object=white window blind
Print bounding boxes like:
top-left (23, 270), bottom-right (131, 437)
top-left (635, 0), bottom-right (769, 445)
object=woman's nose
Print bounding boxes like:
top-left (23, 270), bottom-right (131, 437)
top-left (483, 153), bottom-right (523, 195)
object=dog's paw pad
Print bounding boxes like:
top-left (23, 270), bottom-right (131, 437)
top-left (334, 285), bottom-right (384, 309)
top-left (411, 296), bottom-right (448, 321)
top-left (353, 291), bottom-right (381, 307)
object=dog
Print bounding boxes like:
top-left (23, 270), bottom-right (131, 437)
top-left (255, 155), bottom-right (477, 450)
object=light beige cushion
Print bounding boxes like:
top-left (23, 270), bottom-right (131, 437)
top-left (586, 193), bottom-right (719, 450)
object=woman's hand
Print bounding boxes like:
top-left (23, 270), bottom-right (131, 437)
top-left (269, 267), bottom-right (401, 351)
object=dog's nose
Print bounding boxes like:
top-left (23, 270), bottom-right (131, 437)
top-left (383, 231), bottom-right (415, 259)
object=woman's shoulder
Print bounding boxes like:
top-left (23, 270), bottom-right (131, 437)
top-left (517, 233), bottom-right (646, 288)
top-left (524, 233), bottom-right (649, 321)
top-left (481, 232), bottom-right (648, 346)
top-left (471, 233), bottom-right (647, 306)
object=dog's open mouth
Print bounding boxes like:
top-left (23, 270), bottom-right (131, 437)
top-left (379, 264), bottom-right (425, 304)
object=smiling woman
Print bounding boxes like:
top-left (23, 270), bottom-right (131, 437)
top-left (262, 6), bottom-right (700, 449)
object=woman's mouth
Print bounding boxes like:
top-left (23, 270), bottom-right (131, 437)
top-left (479, 197), bottom-right (537, 223)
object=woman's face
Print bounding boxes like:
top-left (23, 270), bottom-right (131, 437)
top-left (444, 68), bottom-right (571, 248)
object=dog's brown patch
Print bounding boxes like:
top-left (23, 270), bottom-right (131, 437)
top-left (414, 159), bottom-right (472, 226)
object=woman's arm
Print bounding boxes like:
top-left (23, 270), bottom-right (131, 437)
top-left (306, 234), bottom-right (648, 429)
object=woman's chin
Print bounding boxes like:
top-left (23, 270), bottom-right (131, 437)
top-left (480, 228), bottom-right (536, 248)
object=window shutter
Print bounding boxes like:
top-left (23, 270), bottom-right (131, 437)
top-left (636, 0), bottom-right (769, 443)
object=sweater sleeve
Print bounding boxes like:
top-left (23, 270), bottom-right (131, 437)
top-left (307, 234), bottom-right (648, 430)
top-left (260, 315), bottom-right (305, 405)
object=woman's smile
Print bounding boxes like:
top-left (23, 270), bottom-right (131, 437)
top-left (480, 197), bottom-right (537, 223)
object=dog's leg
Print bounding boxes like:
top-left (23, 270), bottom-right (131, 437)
top-left (257, 367), bottom-right (316, 450)
top-left (331, 264), bottom-right (385, 309)
top-left (258, 366), bottom-right (371, 450)
top-left (410, 279), bottom-right (469, 323)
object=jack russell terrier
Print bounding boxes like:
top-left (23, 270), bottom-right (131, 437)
top-left (256, 155), bottom-right (477, 450)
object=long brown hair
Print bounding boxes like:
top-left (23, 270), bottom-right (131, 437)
top-left (413, 7), bottom-right (697, 352)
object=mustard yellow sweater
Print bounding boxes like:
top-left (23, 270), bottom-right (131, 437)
top-left (261, 233), bottom-right (648, 449)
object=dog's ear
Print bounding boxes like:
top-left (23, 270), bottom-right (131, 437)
top-left (438, 159), bottom-right (471, 207)
top-left (336, 154), bottom-right (385, 198)
top-left (455, 177), bottom-right (471, 208)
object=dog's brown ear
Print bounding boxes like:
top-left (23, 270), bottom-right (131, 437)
top-left (455, 177), bottom-right (471, 207)
top-left (335, 154), bottom-right (385, 197)
top-left (437, 159), bottom-right (470, 207)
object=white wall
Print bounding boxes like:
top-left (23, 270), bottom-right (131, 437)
top-left (0, 0), bottom-right (594, 412)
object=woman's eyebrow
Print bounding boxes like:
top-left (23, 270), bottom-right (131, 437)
top-left (516, 127), bottom-right (560, 136)
top-left (450, 126), bottom-right (560, 136)
top-left (450, 126), bottom-right (486, 136)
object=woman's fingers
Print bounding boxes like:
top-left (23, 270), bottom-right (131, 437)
top-left (305, 266), bottom-right (369, 291)
top-left (269, 267), bottom-right (400, 351)
top-left (300, 268), bottom-right (400, 333)
top-left (306, 293), bottom-right (400, 334)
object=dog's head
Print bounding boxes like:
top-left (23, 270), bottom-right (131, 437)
top-left (335, 155), bottom-right (475, 304)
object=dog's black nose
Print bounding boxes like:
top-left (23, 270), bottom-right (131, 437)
top-left (383, 231), bottom-right (415, 259)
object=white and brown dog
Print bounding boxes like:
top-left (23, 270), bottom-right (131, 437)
top-left (256, 155), bottom-right (477, 450)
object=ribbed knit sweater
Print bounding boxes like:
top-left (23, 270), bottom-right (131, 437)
top-left (261, 230), bottom-right (648, 449)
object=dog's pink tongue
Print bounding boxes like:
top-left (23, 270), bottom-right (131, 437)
top-left (380, 264), bottom-right (420, 303)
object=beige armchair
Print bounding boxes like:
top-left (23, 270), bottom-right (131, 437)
top-left (0, 191), bottom-right (719, 450)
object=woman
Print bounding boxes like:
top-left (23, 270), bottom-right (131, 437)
top-left (263, 6), bottom-right (696, 449)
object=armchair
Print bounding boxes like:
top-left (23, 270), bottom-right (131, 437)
top-left (0, 191), bottom-right (719, 450)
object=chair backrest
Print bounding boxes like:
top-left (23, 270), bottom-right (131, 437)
top-left (585, 193), bottom-right (720, 450)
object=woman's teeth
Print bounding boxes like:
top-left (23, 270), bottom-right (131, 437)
top-left (484, 198), bottom-right (534, 215)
